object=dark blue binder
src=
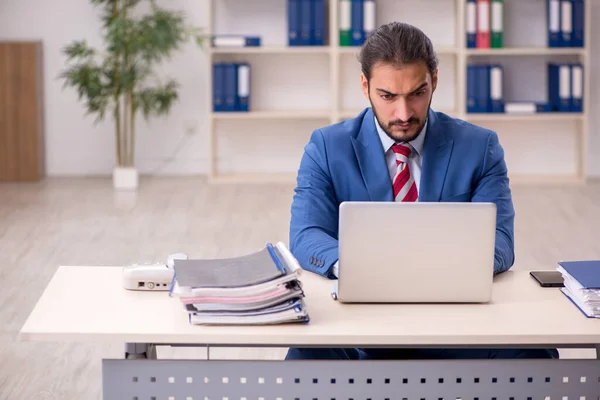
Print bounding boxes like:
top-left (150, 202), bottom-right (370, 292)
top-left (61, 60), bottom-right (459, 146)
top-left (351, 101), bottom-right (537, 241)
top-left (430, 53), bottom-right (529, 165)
top-left (288, 0), bottom-right (301, 46)
top-left (547, 63), bottom-right (560, 111)
top-left (570, 63), bottom-right (583, 112)
top-left (572, 0), bottom-right (584, 47)
top-left (475, 65), bottom-right (490, 113)
top-left (236, 63), bottom-right (250, 112)
top-left (466, 65), bottom-right (478, 113)
top-left (350, 0), bottom-right (364, 46)
top-left (223, 63), bottom-right (238, 112)
top-left (490, 64), bottom-right (504, 113)
top-left (559, 0), bottom-right (573, 47)
top-left (547, 0), bottom-right (561, 47)
top-left (558, 63), bottom-right (571, 112)
top-left (558, 260), bottom-right (600, 289)
top-left (466, 0), bottom-right (477, 48)
top-left (299, 0), bottom-right (312, 46)
top-left (312, 0), bottom-right (326, 45)
top-left (212, 63), bottom-right (224, 112)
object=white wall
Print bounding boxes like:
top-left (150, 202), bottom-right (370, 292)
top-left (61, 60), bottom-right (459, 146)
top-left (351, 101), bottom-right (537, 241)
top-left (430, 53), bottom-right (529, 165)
top-left (1, 0), bottom-right (599, 177)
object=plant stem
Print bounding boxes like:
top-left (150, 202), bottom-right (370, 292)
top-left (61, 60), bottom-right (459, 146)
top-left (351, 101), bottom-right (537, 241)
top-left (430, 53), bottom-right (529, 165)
top-left (113, 0), bottom-right (122, 167)
top-left (129, 90), bottom-right (135, 167)
top-left (123, 92), bottom-right (129, 166)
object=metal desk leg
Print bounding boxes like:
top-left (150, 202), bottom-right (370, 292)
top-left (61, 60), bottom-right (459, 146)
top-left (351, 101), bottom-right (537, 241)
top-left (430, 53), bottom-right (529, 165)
top-left (596, 344), bottom-right (600, 359)
top-left (125, 343), bottom-right (157, 360)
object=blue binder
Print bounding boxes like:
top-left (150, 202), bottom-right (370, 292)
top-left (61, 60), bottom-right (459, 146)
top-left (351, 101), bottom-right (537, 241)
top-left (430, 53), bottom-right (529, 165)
top-left (570, 63), bottom-right (583, 112)
top-left (466, 0), bottom-right (477, 48)
top-left (549, 63), bottom-right (573, 112)
top-left (237, 63), bottom-right (250, 112)
top-left (547, 63), bottom-right (560, 111)
top-left (351, 0), bottom-right (364, 46)
top-left (299, 0), bottom-right (312, 46)
top-left (223, 63), bottom-right (238, 112)
top-left (572, 0), bottom-right (584, 47)
top-left (476, 65), bottom-right (490, 113)
top-left (312, 0), bottom-right (326, 45)
top-left (489, 64), bottom-right (504, 113)
top-left (547, 0), bottom-right (561, 47)
top-left (558, 260), bottom-right (600, 289)
top-left (212, 63), bottom-right (225, 112)
top-left (559, 0), bottom-right (572, 47)
top-left (288, 0), bottom-right (301, 46)
top-left (466, 65), bottom-right (478, 113)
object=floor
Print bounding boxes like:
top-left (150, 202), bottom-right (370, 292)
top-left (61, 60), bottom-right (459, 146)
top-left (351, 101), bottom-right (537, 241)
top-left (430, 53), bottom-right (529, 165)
top-left (1, 177), bottom-right (599, 399)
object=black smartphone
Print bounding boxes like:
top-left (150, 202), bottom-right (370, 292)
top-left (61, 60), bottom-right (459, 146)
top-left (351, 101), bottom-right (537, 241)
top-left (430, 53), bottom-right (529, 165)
top-left (530, 270), bottom-right (564, 287)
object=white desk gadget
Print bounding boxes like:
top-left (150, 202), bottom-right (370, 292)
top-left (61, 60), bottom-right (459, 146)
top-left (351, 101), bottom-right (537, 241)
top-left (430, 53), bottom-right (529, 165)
top-left (122, 253), bottom-right (188, 291)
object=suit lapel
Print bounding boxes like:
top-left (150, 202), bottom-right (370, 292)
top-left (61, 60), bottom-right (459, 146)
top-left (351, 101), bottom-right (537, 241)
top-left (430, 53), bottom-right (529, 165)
top-left (419, 109), bottom-right (454, 202)
top-left (351, 109), bottom-right (393, 201)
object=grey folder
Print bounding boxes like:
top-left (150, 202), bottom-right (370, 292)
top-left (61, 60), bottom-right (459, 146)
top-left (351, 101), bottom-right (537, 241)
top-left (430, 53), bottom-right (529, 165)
top-left (173, 246), bottom-right (287, 288)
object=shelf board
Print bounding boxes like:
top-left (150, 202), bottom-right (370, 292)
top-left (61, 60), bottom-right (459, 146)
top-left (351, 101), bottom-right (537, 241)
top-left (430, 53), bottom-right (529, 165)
top-left (339, 109), bottom-right (458, 120)
top-left (338, 46), bottom-right (458, 55)
top-left (209, 173), bottom-right (297, 184)
top-left (466, 112), bottom-right (585, 122)
top-left (210, 46), bottom-right (330, 54)
top-left (465, 47), bottom-right (586, 56)
top-left (212, 110), bottom-right (332, 120)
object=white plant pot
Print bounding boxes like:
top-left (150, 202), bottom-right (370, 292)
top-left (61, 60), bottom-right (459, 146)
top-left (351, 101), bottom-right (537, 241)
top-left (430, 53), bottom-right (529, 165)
top-left (113, 167), bottom-right (139, 190)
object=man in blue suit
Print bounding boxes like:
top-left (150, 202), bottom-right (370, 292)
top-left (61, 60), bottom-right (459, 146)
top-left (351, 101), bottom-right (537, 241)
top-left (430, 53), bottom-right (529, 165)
top-left (286, 21), bottom-right (558, 360)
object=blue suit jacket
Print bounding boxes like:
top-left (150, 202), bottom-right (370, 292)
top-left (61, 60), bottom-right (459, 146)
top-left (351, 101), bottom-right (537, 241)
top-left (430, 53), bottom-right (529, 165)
top-left (289, 107), bottom-right (515, 277)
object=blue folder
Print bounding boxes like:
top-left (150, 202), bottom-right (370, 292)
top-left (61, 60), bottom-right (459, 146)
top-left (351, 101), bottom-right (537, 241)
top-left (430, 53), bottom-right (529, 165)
top-left (223, 63), bottom-right (238, 112)
top-left (288, 0), bottom-right (301, 46)
top-left (212, 63), bottom-right (224, 112)
top-left (466, 0), bottom-right (477, 48)
top-left (312, 0), bottom-right (326, 45)
top-left (558, 260), bottom-right (600, 288)
top-left (299, 0), bottom-right (312, 46)
top-left (350, 0), bottom-right (364, 46)
top-left (572, 0), bottom-right (584, 47)
top-left (466, 65), bottom-right (478, 113)
top-left (547, 0), bottom-right (561, 47)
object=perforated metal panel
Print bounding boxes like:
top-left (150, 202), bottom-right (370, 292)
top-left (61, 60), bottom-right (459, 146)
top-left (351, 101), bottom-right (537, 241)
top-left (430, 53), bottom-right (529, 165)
top-left (102, 359), bottom-right (600, 400)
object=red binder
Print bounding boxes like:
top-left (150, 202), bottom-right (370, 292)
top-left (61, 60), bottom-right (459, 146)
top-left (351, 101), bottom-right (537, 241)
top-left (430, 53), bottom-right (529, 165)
top-left (476, 0), bottom-right (491, 48)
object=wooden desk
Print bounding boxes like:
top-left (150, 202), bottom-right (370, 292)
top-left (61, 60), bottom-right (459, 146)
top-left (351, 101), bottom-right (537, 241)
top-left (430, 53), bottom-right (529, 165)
top-left (19, 266), bottom-right (600, 400)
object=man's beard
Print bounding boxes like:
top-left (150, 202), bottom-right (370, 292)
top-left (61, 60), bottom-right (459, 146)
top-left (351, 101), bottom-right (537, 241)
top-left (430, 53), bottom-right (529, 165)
top-left (369, 94), bottom-right (431, 143)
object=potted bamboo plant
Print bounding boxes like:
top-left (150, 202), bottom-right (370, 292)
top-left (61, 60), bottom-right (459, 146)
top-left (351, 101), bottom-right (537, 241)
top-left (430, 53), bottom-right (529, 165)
top-left (60, 0), bottom-right (203, 190)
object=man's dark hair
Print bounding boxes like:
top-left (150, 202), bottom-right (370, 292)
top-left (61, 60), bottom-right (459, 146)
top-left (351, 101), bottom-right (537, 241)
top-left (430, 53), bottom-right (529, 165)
top-left (358, 22), bottom-right (438, 82)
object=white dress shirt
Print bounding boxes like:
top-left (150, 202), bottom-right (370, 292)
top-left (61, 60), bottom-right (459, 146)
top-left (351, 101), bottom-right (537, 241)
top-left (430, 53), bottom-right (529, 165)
top-left (331, 115), bottom-right (428, 278)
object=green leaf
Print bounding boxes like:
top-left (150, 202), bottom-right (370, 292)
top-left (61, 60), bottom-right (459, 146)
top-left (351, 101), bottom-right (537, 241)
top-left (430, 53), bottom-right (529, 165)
top-left (59, 62), bottom-right (112, 123)
top-left (134, 79), bottom-right (179, 120)
top-left (62, 40), bottom-right (96, 62)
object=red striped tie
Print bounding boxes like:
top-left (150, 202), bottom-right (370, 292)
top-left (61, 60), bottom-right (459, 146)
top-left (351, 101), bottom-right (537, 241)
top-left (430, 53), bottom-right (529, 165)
top-left (391, 143), bottom-right (418, 202)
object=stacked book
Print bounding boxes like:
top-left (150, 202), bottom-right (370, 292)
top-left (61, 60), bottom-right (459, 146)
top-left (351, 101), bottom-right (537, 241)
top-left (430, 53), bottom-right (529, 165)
top-left (466, 62), bottom-right (583, 114)
top-left (547, 0), bottom-right (585, 48)
top-left (287, 0), bottom-right (328, 46)
top-left (169, 242), bottom-right (309, 325)
top-left (213, 62), bottom-right (250, 112)
top-left (557, 260), bottom-right (600, 318)
top-left (465, 0), bottom-right (504, 49)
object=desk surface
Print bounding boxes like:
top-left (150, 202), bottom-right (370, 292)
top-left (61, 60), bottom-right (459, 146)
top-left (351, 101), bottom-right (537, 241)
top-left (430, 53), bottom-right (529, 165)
top-left (19, 266), bottom-right (600, 347)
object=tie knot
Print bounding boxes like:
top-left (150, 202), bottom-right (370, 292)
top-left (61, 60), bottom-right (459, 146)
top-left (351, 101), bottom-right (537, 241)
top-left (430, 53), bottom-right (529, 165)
top-left (392, 143), bottom-right (412, 160)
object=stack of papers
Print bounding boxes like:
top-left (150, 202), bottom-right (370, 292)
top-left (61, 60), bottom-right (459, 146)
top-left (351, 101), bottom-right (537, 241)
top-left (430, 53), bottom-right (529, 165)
top-left (169, 242), bottom-right (309, 325)
top-left (557, 260), bottom-right (600, 318)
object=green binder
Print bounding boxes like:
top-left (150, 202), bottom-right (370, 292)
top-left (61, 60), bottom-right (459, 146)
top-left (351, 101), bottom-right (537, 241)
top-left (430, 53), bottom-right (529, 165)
top-left (339, 0), bottom-right (351, 46)
top-left (491, 0), bottom-right (504, 48)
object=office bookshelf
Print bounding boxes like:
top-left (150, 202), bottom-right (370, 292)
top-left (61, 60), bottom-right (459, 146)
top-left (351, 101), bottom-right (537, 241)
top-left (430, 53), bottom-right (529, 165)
top-left (206, 0), bottom-right (592, 184)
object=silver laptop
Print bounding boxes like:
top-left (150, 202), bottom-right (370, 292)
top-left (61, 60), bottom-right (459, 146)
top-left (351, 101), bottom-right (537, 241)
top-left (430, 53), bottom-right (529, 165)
top-left (334, 201), bottom-right (497, 303)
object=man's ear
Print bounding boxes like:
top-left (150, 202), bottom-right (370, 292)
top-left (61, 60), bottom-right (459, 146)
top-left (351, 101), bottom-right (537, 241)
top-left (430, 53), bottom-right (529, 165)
top-left (431, 69), bottom-right (439, 93)
top-left (360, 73), bottom-right (369, 100)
